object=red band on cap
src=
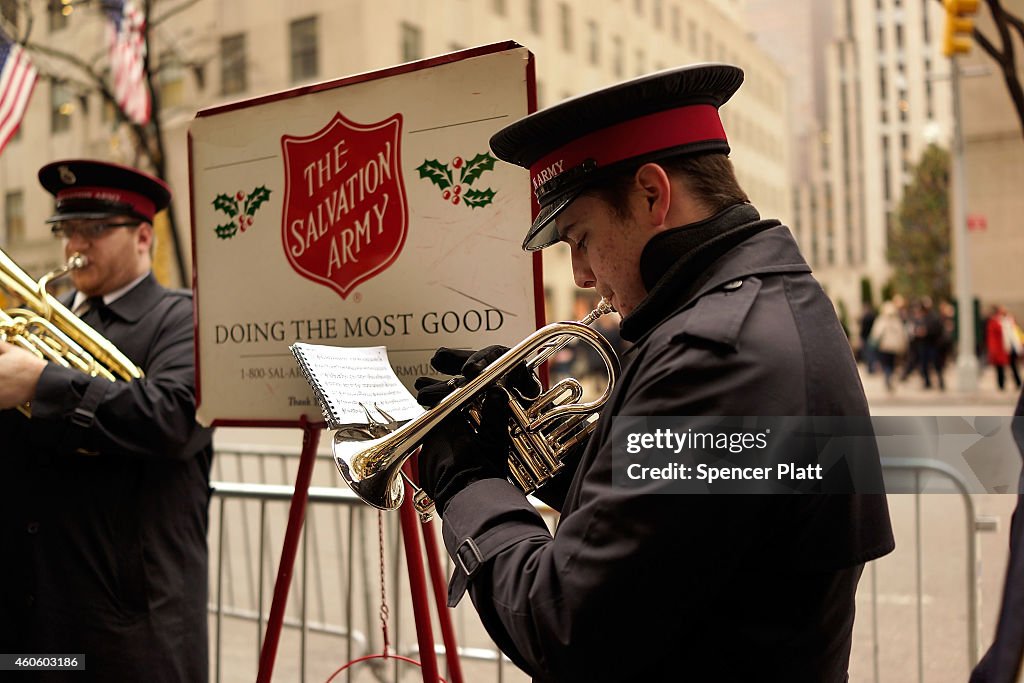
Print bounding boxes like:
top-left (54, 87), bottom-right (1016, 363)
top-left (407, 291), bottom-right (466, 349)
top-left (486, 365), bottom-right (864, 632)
top-left (56, 186), bottom-right (156, 220)
top-left (529, 104), bottom-right (727, 196)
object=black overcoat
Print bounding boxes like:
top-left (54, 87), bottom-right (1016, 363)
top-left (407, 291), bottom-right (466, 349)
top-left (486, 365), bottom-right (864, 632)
top-left (0, 273), bottom-right (213, 682)
top-left (439, 205), bottom-right (895, 682)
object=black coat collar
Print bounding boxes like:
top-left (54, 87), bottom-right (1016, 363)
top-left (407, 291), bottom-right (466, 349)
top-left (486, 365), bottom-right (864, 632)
top-left (620, 204), bottom-right (809, 342)
top-left (62, 272), bottom-right (163, 324)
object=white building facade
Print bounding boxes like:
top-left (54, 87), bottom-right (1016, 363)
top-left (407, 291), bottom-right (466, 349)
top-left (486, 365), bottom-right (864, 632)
top-left (1, 0), bottom-right (790, 322)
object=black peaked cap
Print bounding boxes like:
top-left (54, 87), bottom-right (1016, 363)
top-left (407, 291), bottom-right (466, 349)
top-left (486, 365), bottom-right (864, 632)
top-left (490, 63), bottom-right (744, 250)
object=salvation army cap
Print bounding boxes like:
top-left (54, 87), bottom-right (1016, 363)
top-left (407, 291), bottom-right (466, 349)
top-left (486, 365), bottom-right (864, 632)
top-left (490, 63), bottom-right (744, 251)
top-left (38, 159), bottom-right (171, 224)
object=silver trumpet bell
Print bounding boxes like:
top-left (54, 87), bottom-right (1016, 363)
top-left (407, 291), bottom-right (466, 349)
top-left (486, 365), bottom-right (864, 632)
top-left (332, 300), bottom-right (619, 522)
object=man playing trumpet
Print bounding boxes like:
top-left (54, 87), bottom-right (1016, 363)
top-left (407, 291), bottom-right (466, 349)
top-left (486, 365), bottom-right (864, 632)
top-left (413, 64), bottom-right (894, 681)
top-left (0, 160), bottom-right (212, 682)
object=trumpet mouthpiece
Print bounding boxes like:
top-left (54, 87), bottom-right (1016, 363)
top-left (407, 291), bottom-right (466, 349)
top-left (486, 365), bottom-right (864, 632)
top-left (67, 253), bottom-right (89, 270)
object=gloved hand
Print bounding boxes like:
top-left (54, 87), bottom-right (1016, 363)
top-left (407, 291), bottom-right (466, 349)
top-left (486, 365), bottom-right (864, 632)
top-left (416, 414), bottom-right (507, 516)
top-left (414, 345), bottom-right (537, 448)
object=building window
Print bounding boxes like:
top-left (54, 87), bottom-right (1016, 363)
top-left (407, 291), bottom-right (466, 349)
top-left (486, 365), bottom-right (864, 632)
top-left (879, 66), bottom-right (887, 100)
top-left (635, 48), bottom-right (645, 75)
top-left (492, 0), bottom-right (506, 16)
top-left (158, 60), bottom-right (185, 107)
top-left (634, 0), bottom-right (643, 16)
top-left (653, 0), bottom-right (663, 26)
top-left (101, 99), bottom-right (117, 125)
top-left (289, 16), bottom-right (319, 82)
top-left (400, 22), bottom-right (422, 62)
top-left (528, 0), bottom-right (541, 34)
top-left (48, 1), bottom-right (69, 31)
top-left (687, 19), bottom-right (698, 53)
top-left (4, 190), bottom-right (24, 246)
top-left (612, 35), bottom-right (623, 77)
top-left (925, 79), bottom-right (934, 119)
top-left (220, 34), bottom-right (247, 95)
top-left (895, 23), bottom-right (904, 49)
top-left (1, 0), bottom-right (18, 23)
top-left (587, 20), bottom-right (599, 65)
top-left (50, 82), bottom-right (73, 133)
top-left (559, 4), bottom-right (572, 51)
top-left (671, 7), bottom-right (681, 42)
top-left (922, 0), bottom-right (931, 43)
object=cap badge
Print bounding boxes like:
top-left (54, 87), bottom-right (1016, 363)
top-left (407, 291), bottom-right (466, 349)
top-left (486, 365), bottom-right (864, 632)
top-left (58, 165), bottom-right (77, 185)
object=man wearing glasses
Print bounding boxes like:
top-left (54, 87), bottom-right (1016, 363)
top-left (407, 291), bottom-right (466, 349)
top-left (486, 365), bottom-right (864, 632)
top-left (0, 160), bottom-right (213, 682)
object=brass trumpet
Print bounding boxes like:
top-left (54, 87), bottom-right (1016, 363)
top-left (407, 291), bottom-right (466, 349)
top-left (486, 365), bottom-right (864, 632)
top-left (333, 299), bottom-right (619, 521)
top-left (1, 248), bottom-right (143, 415)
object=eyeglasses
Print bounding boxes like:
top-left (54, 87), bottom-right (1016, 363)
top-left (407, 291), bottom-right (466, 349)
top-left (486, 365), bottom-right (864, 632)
top-left (50, 221), bottom-right (141, 240)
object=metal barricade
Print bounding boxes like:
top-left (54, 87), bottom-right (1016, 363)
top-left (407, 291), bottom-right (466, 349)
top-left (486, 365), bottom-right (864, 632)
top-left (209, 446), bottom-right (1005, 683)
top-left (209, 444), bottom-right (529, 683)
top-left (852, 458), bottom-right (1001, 683)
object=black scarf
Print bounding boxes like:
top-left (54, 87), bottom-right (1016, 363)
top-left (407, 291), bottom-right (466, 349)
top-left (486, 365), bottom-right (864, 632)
top-left (620, 203), bottom-right (779, 342)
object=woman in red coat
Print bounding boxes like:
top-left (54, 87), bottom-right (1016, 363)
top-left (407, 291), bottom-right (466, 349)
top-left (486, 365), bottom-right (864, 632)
top-left (987, 305), bottom-right (1023, 390)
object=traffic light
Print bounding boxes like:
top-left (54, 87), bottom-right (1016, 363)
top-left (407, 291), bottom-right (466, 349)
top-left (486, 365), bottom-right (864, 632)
top-left (943, 0), bottom-right (980, 57)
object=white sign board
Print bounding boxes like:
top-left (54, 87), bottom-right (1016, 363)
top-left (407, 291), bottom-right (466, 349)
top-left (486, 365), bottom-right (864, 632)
top-left (190, 43), bottom-right (540, 426)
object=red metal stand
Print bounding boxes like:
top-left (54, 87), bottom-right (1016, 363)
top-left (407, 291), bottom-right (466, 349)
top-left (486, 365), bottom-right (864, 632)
top-left (256, 423), bottom-right (464, 683)
top-left (421, 509), bottom-right (466, 683)
top-left (256, 417), bottom-right (321, 683)
top-left (400, 461), bottom-right (466, 683)
top-left (398, 476), bottom-right (441, 683)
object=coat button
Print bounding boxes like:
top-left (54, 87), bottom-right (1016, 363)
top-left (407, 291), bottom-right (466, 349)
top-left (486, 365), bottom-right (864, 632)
top-left (26, 522), bottom-right (40, 534)
top-left (723, 279), bottom-right (744, 291)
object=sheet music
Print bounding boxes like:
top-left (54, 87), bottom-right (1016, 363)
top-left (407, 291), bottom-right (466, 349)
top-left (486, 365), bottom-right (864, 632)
top-left (290, 343), bottom-right (423, 427)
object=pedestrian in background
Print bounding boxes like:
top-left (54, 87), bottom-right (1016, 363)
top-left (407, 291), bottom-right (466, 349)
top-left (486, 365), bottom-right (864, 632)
top-left (919, 297), bottom-right (946, 391)
top-left (870, 300), bottom-right (908, 392)
top-left (987, 305), bottom-right (1023, 391)
top-left (859, 303), bottom-right (878, 374)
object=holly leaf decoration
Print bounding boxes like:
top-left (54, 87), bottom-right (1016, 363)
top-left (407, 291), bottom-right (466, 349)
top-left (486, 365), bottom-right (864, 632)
top-left (244, 186), bottom-right (272, 216)
top-left (416, 159), bottom-right (453, 190)
top-left (460, 152), bottom-right (497, 186)
top-left (213, 193), bottom-right (238, 217)
top-left (463, 187), bottom-right (496, 208)
top-left (215, 222), bottom-right (239, 239)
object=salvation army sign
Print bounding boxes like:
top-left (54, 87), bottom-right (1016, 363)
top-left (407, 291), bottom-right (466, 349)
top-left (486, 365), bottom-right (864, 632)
top-left (189, 43), bottom-right (540, 426)
top-left (281, 112), bottom-right (408, 299)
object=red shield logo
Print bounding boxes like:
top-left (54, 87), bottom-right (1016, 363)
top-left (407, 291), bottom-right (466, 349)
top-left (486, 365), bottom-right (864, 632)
top-left (281, 112), bottom-right (407, 299)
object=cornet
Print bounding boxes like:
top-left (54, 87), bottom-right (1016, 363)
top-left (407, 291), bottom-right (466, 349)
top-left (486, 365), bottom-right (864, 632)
top-left (333, 299), bottom-right (619, 522)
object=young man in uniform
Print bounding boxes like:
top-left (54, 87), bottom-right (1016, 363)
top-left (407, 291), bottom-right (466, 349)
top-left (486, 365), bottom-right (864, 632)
top-left (413, 64), bottom-right (895, 682)
top-left (0, 160), bottom-right (213, 682)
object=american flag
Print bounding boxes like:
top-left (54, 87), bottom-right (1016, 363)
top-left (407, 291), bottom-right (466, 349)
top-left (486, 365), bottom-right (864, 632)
top-left (105, 0), bottom-right (151, 125)
top-left (0, 30), bottom-right (37, 155)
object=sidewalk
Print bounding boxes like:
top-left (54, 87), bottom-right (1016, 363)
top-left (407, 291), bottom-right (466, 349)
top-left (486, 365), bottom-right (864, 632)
top-left (859, 361), bottom-right (1021, 411)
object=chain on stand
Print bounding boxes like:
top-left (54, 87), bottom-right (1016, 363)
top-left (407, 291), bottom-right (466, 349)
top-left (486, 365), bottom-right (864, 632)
top-left (377, 510), bottom-right (391, 657)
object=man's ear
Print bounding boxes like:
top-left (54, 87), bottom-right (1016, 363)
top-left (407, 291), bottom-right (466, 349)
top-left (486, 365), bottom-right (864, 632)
top-left (136, 222), bottom-right (155, 255)
top-left (633, 163), bottom-right (672, 228)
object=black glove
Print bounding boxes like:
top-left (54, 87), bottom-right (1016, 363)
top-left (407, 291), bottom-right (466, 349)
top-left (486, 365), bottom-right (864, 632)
top-left (416, 414), bottom-right (506, 516)
top-left (414, 345), bottom-right (537, 447)
top-left (414, 345), bottom-right (581, 513)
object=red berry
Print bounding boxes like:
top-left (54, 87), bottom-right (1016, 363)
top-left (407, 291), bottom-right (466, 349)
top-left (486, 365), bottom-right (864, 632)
top-left (453, 185), bottom-right (462, 195)
top-left (442, 190), bottom-right (451, 200)
top-left (452, 196), bottom-right (461, 205)
top-left (246, 216), bottom-right (253, 226)
top-left (452, 156), bottom-right (464, 169)
top-left (236, 191), bottom-right (245, 201)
